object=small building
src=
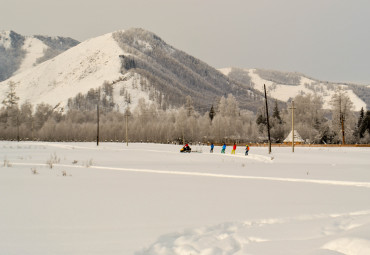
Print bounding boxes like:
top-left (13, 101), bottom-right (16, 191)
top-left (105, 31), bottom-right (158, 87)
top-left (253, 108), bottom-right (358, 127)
top-left (283, 130), bottom-right (304, 144)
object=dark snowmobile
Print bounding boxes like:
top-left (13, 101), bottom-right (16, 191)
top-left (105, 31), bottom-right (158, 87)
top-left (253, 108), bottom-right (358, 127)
top-left (180, 145), bottom-right (191, 153)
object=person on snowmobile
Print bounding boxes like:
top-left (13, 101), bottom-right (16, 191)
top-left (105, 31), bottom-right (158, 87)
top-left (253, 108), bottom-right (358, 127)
top-left (180, 143), bottom-right (191, 153)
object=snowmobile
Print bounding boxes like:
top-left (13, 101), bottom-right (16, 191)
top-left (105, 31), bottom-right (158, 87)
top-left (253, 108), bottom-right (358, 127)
top-left (180, 145), bottom-right (191, 153)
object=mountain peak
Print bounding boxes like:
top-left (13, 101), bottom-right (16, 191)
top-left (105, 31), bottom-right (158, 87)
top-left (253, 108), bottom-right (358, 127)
top-left (0, 30), bottom-right (79, 82)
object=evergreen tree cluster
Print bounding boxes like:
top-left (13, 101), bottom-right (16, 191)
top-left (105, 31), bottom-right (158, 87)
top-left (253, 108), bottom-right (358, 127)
top-left (356, 107), bottom-right (370, 142)
top-left (34, 35), bottom-right (80, 64)
top-left (255, 69), bottom-right (302, 85)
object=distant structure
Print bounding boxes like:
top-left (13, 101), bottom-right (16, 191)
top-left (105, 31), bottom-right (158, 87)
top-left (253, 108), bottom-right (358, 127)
top-left (283, 130), bottom-right (304, 145)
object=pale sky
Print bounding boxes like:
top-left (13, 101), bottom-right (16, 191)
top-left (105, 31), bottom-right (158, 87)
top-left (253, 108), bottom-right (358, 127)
top-left (2, 0), bottom-right (370, 84)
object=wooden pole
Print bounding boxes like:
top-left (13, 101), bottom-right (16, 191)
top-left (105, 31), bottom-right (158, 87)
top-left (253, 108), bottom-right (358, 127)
top-left (17, 114), bottom-right (20, 142)
top-left (264, 84), bottom-right (271, 154)
top-left (96, 89), bottom-right (100, 146)
top-left (341, 113), bottom-right (346, 145)
top-left (339, 94), bottom-right (346, 145)
top-left (97, 102), bottom-right (99, 146)
top-left (125, 113), bottom-right (129, 146)
top-left (31, 119), bottom-right (34, 141)
top-left (290, 100), bottom-right (296, 152)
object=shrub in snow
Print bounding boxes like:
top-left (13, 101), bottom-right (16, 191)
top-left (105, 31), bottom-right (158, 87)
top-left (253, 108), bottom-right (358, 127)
top-left (46, 152), bottom-right (60, 169)
top-left (3, 158), bottom-right (11, 167)
top-left (85, 159), bottom-right (93, 168)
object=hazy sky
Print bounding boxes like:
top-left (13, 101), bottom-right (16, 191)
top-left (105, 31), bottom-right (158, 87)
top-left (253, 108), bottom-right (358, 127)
top-left (2, 0), bottom-right (370, 84)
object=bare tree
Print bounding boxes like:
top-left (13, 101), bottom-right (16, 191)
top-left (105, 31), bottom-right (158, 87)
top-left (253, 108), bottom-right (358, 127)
top-left (330, 89), bottom-right (355, 144)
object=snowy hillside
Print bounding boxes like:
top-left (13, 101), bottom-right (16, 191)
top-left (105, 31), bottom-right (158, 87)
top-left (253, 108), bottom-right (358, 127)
top-left (1, 32), bottom-right (122, 110)
top-left (0, 31), bottom-right (160, 112)
top-left (220, 68), bottom-right (369, 111)
top-left (0, 30), bottom-right (79, 82)
top-left (0, 29), bottom-right (264, 113)
top-left (16, 36), bottom-right (48, 74)
top-left (1, 141), bottom-right (370, 254)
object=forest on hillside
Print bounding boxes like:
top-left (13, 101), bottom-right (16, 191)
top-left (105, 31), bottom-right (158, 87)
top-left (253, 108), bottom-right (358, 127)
top-left (113, 29), bottom-right (265, 113)
top-left (0, 31), bottom-right (25, 81)
top-left (1, 80), bottom-right (370, 145)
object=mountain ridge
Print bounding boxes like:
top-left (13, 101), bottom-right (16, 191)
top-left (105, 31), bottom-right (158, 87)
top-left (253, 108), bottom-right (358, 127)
top-left (0, 30), bottom-right (79, 82)
top-left (1, 28), bottom-right (369, 113)
top-left (220, 67), bottom-right (370, 111)
top-left (0, 28), bottom-right (265, 113)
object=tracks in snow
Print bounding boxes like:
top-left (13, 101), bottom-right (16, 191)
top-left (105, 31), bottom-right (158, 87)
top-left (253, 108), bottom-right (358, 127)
top-left (12, 162), bottom-right (370, 189)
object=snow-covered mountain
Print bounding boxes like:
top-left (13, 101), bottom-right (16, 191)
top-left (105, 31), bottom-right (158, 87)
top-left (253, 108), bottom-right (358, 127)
top-left (4, 28), bottom-right (368, 114)
top-left (220, 68), bottom-right (370, 111)
top-left (0, 30), bottom-right (79, 82)
top-left (0, 29), bottom-right (263, 113)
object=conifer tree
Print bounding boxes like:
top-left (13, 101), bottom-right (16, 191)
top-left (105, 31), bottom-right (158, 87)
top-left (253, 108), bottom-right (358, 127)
top-left (359, 110), bottom-right (370, 139)
top-left (357, 107), bottom-right (365, 138)
top-left (209, 105), bottom-right (215, 122)
top-left (330, 89), bottom-right (355, 144)
top-left (185, 95), bottom-right (194, 117)
top-left (2, 81), bottom-right (19, 109)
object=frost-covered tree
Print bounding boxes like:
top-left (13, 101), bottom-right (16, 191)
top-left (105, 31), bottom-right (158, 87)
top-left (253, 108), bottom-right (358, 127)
top-left (34, 103), bottom-right (54, 130)
top-left (185, 95), bottom-right (195, 117)
top-left (174, 107), bottom-right (188, 143)
top-left (269, 100), bottom-right (286, 142)
top-left (256, 107), bottom-right (267, 136)
top-left (226, 94), bottom-right (239, 118)
top-left (211, 94), bottom-right (242, 142)
top-left (330, 89), bottom-right (356, 144)
top-left (288, 94), bottom-right (326, 143)
top-left (272, 100), bottom-right (282, 124)
top-left (2, 80), bottom-right (19, 109)
top-left (19, 102), bottom-right (34, 139)
top-left (0, 80), bottom-right (20, 132)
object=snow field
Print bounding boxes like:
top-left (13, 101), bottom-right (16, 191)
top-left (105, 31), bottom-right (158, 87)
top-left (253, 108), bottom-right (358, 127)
top-left (0, 142), bottom-right (370, 255)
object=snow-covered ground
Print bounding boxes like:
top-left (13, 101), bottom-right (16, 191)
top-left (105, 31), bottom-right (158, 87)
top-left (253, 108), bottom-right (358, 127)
top-left (0, 141), bottom-right (369, 255)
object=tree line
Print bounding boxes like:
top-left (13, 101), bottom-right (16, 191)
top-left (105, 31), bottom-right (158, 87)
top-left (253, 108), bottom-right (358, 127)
top-left (1, 80), bottom-right (370, 144)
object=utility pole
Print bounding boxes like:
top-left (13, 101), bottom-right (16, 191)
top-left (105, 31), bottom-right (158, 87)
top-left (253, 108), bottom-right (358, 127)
top-left (97, 102), bottom-right (100, 146)
top-left (125, 111), bottom-right (130, 146)
top-left (339, 94), bottom-right (346, 145)
top-left (263, 84), bottom-right (271, 154)
top-left (31, 119), bottom-right (34, 141)
top-left (289, 101), bottom-right (296, 152)
top-left (96, 90), bottom-right (100, 146)
top-left (16, 114), bottom-right (20, 142)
